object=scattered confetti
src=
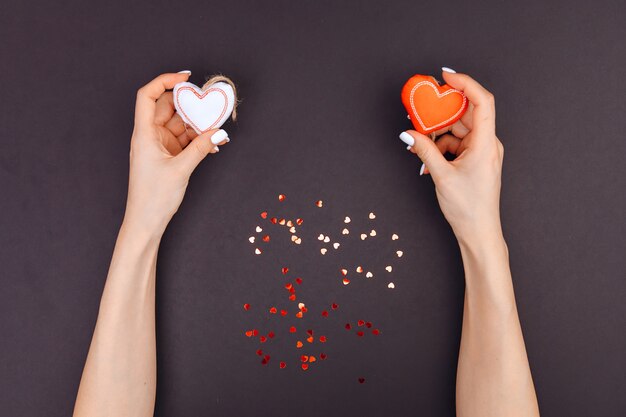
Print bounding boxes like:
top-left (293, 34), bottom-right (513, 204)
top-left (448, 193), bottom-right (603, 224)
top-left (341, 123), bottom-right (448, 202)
top-left (301, 363), bottom-right (309, 371)
top-left (343, 278), bottom-right (350, 285)
top-left (316, 200), bottom-right (323, 207)
top-left (270, 217), bottom-right (277, 224)
top-left (372, 329), bottom-right (380, 335)
top-left (342, 228), bottom-right (350, 235)
top-left (278, 194), bottom-right (286, 202)
top-left (318, 234), bottom-right (325, 241)
top-left (269, 307), bottom-right (277, 314)
top-left (332, 303), bottom-right (338, 310)
top-left (257, 349), bottom-right (263, 356)
top-left (320, 353), bottom-right (327, 360)
top-left (295, 277), bottom-right (303, 285)
top-left (255, 248), bottom-right (262, 255)
top-left (345, 323), bottom-right (352, 330)
top-left (357, 331), bottom-right (364, 337)
top-left (322, 310), bottom-right (329, 317)
top-left (296, 341), bottom-right (303, 348)
top-left (320, 248), bottom-right (327, 255)
top-left (385, 266), bottom-right (393, 272)
top-left (344, 216), bottom-right (351, 223)
top-left (370, 230), bottom-right (377, 237)
top-left (358, 377), bottom-right (365, 384)
top-left (279, 218), bottom-right (286, 226)
top-left (366, 271), bottom-right (373, 278)
top-left (323, 236), bottom-right (330, 243)
top-left (369, 212), bottom-right (376, 219)
top-left (290, 326), bottom-right (296, 333)
top-left (296, 218), bottom-right (304, 225)
top-left (256, 226), bottom-right (263, 233)
top-left (263, 235), bottom-right (270, 242)
top-left (388, 282), bottom-right (395, 289)
top-left (356, 266), bottom-right (363, 273)
top-left (319, 336), bottom-right (327, 343)
top-left (261, 212), bottom-right (268, 219)
top-left (358, 320), bottom-right (365, 327)
top-left (289, 226), bottom-right (296, 233)
top-left (243, 303), bottom-right (250, 311)
top-left (268, 331), bottom-right (275, 339)
top-left (260, 336), bottom-right (267, 343)
top-left (280, 362), bottom-right (286, 369)
top-left (396, 250), bottom-right (403, 257)
top-left (333, 242), bottom-right (340, 249)
top-left (341, 269), bottom-right (348, 276)
top-left (286, 220), bottom-right (293, 227)
top-left (282, 267), bottom-right (289, 275)
top-left (249, 236), bottom-right (255, 243)
top-left (295, 238), bottom-right (302, 245)
top-left (245, 330), bottom-right (253, 337)
top-left (298, 302), bottom-right (305, 309)
top-left (360, 234), bottom-right (367, 240)
top-left (281, 310), bottom-right (287, 316)
top-left (392, 234), bottom-right (399, 240)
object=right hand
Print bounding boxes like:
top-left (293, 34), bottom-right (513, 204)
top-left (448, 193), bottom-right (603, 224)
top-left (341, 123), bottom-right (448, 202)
top-left (400, 71), bottom-right (504, 244)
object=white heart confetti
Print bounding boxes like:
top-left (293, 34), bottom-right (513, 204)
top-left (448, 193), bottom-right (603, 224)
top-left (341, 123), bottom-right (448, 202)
top-left (369, 212), bottom-right (376, 219)
top-left (256, 226), bottom-right (262, 233)
top-left (318, 234), bottom-right (325, 241)
top-left (342, 228), bottom-right (350, 235)
top-left (392, 234), bottom-right (399, 240)
top-left (344, 216), bottom-right (351, 223)
top-left (360, 234), bottom-right (367, 240)
top-left (323, 236), bottom-right (330, 243)
top-left (356, 266), bottom-right (363, 273)
top-left (333, 243), bottom-right (340, 249)
top-left (320, 248), bottom-right (327, 255)
top-left (370, 230), bottom-right (377, 237)
top-left (385, 266), bottom-right (393, 272)
top-left (249, 236), bottom-right (255, 243)
top-left (388, 282), bottom-right (395, 289)
top-left (366, 272), bottom-right (373, 278)
top-left (255, 248), bottom-right (262, 255)
top-left (289, 226), bottom-right (296, 233)
top-left (396, 250), bottom-right (403, 257)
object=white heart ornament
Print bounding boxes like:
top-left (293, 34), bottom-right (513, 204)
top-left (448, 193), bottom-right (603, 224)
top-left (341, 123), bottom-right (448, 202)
top-left (173, 81), bottom-right (235, 134)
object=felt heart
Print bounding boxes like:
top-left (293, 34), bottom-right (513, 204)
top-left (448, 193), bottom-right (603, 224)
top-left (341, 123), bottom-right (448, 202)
top-left (173, 81), bottom-right (235, 134)
top-left (401, 74), bottom-right (468, 135)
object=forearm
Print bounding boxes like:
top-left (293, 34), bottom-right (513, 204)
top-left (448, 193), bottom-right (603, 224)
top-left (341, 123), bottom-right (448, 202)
top-left (455, 229), bottom-right (539, 417)
top-left (74, 221), bottom-right (161, 417)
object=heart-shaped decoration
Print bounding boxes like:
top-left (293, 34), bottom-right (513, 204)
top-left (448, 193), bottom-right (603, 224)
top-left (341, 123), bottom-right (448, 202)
top-left (401, 74), bottom-right (468, 135)
top-left (173, 81), bottom-right (235, 134)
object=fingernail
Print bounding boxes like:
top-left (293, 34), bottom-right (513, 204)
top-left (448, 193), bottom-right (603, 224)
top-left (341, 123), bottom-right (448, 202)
top-left (399, 132), bottom-right (415, 147)
top-left (178, 70), bottom-right (192, 75)
top-left (419, 163), bottom-right (426, 176)
top-left (214, 146), bottom-right (220, 152)
top-left (406, 145), bottom-right (412, 151)
top-left (211, 129), bottom-right (229, 145)
top-left (407, 114), bottom-right (411, 120)
top-left (441, 67), bottom-right (456, 74)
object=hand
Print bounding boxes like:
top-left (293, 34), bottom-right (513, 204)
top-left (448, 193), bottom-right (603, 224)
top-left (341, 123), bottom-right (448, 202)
top-left (123, 72), bottom-right (230, 237)
top-left (400, 70), bottom-right (504, 244)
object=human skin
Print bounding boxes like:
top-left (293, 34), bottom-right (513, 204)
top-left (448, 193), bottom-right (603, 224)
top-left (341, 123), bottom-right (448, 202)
top-left (401, 69), bottom-right (540, 417)
top-left (73, 70), bottom-right (539, 417)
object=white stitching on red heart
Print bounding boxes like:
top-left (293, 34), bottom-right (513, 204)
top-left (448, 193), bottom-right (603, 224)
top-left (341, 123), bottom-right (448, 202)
top-left (409, 81), bottom-right (467, 131)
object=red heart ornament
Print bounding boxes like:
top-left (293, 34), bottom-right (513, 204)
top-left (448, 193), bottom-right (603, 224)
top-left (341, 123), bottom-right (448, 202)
top-left (401, 74), bottom-right (468, 135)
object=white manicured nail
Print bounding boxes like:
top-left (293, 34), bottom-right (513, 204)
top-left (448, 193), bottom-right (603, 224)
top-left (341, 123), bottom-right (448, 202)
top-left (419, 163), bottom-right (426, 176)
top-left (442, 67), bottom-right (456, 73)
top-left (211, 129), bottom-right (228, 145)
top-left (214, 146), bottom-right (220, 152)
top-left (406, 145), bottom-right (412, 151)
top-left (177, 70), bottom-right (192, 74)
top-left (399, 132), bottom-right (415, 147)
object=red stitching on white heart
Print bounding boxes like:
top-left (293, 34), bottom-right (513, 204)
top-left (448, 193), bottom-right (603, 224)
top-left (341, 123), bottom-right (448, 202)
top-left (409, 81), bottom-right (467, 131)
top-left (175, 86), bottom-right (229, 133)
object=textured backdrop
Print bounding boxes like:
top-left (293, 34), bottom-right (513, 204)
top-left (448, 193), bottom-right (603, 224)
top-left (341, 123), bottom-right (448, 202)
top-left (1, 0), bottom-right (625, 416)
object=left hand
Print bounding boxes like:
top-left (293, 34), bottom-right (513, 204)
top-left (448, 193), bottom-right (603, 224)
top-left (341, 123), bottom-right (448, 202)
top-left (123, 72), bottom-right (230, 236)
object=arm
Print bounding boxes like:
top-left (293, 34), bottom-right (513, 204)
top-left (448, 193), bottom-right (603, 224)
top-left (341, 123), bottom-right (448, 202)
top-left (73, 72), bottom-right (230, 417)
top-left (401, 70), bottom-right (540, 417)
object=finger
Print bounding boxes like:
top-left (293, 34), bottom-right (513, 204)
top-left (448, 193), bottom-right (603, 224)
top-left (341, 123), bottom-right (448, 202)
top-left (175, 129), bottom-right (230, 175)
top-left (451, 120), bottom-right (469, 138)
top-left (165, 112), bottom-right (187, 137)
top-left (435, 134), bottom-right (462, 156)
top-left (154, 92), bottom-right (175, 126)
top-left (460, 102), bottom-right (474, 131)
top-left (441, 71), bottom-right (495, 135)
top-left (135, 72), bottom-right (190, 130)
top-left (399, 130), bottom-right (449, 178)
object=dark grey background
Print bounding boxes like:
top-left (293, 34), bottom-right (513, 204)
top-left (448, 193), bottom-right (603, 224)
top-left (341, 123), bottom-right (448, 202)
top-left (1, 0), bottom-right (625, 416)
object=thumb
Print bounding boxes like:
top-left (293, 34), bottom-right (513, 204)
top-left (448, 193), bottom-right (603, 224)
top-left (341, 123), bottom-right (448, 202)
top-left (399, 130), bottom-right (448, 176)
top-left (176, 129), bottom-right (229, 174)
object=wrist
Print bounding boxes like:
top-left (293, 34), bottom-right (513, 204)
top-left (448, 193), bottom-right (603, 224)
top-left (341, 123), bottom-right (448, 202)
top-left (119, 215), bottom-right (165, 249)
